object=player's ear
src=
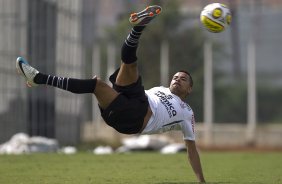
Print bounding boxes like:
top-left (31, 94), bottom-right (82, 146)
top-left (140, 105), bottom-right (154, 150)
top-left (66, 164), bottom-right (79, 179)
top-left (187, 86), bottom-right (192, 94)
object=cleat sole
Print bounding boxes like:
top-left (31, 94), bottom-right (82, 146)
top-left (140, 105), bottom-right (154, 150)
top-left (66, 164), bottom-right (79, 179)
top-left (129, 5), bottom-right (162, 26)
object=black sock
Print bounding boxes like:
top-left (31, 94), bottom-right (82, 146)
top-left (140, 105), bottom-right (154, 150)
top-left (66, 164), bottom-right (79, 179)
top-left (125, 26), bottom-right (145, 47)
top-left (121, 26), bottom-right (145, 64)
top-left (34, 73), bottom-right (97, 94)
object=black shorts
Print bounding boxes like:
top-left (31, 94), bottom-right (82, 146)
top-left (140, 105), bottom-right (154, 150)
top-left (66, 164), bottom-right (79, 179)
top-left (100, 68), bottom-right (149, 134)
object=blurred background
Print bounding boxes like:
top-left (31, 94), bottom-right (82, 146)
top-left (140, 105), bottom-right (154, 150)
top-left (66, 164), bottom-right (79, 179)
top-left (0, 0), bottom-right (282, 150)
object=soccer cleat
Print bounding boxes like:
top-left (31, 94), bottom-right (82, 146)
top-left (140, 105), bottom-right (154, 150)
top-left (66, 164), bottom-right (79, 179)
top-left (16, 57), bottom-right (39, 87)
top-left (129, 5), bottom-right (162, 26)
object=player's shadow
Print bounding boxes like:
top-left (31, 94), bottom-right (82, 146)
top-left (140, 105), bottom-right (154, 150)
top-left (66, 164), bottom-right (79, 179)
top-left (157, 182), bottom-right (231, 184)
top-left (157, 183), bottom-right (266, 184)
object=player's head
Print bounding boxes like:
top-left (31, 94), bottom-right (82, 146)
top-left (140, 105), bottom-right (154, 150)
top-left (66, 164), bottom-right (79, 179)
top-left (169, 70), bottom-right (193, 100)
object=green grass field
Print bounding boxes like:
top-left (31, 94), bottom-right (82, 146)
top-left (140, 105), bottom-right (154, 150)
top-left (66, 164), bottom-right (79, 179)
top-left (0, 152), bottom-right (281, 184)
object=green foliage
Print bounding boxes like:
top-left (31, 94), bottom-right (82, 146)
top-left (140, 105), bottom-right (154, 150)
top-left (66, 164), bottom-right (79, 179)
top-left (257, 86), bottom-right (282, 122)
top-left (214, 83), bottom-right (282, 123)
top-left (214, 83), bottom-right (247, 123)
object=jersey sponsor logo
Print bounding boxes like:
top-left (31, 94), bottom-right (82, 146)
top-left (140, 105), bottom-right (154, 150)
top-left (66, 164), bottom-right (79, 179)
top-left (154, 91), bottom-right (177, 118)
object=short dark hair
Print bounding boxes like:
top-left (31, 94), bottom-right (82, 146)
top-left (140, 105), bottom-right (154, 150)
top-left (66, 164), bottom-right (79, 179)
top-left (178, 70), bottom-right (193, 87)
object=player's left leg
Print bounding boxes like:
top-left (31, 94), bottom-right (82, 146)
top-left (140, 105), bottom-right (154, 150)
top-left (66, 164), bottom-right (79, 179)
top-left (16, 57), bottom-right (119, 109)
top-left (16, 57), bottom-right (98, 93)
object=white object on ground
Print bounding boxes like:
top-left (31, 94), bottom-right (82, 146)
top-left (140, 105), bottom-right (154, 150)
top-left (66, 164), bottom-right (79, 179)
top-left (116, 135), bottom-right (171, 153)
top-left (160, 143), bottom-right (186, 154)
top-left (0, 132), bottom-right (59, 154)
top-left (93, 146), bottom-right (113, 155)
top-left (60, 146), bottom-right (77, 154)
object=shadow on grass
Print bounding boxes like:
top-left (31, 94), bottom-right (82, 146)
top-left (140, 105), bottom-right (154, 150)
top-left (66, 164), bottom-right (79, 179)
top-left (156, 182), bottom-right (232, 184)
top-left (157, 182), bottom-right (264, 184)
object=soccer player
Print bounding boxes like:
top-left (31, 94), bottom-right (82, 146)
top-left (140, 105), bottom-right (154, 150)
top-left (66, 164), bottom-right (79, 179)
top-left (16, 5), bottom-right (205, 182)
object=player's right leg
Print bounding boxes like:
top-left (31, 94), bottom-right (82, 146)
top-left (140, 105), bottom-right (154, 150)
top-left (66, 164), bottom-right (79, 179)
top-left (16, 57), bottom-right (118, 109)
top-left (129, 5), bottom-right (162, 26)
top-left (115, 5), bottom-right (162, 86)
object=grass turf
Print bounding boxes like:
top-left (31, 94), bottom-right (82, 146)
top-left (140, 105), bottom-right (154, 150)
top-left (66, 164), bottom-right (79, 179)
top-left (0, 152), bottom-right (281, 184)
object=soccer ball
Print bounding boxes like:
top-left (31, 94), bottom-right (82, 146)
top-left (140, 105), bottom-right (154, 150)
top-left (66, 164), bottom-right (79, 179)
top-left (200, 3), bottom-right (232, 33)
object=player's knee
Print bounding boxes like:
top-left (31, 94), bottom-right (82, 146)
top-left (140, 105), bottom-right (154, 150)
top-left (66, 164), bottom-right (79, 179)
top-left (95, 77), bottom-right (105, 87)
top-left (95, 78), bottom-right (113, 92)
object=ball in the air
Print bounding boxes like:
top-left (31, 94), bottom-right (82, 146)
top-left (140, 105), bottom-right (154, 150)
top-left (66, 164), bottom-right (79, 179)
top-left (200, 3), bottom-right (232, 33)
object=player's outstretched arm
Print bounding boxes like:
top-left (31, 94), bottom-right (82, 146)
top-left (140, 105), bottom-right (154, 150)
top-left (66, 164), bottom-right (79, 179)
top-left (185, 140), bottom-right (206, 183)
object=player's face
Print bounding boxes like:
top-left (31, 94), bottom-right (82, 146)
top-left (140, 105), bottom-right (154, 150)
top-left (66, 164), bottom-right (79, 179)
top-left (169, 72), bottom-right (192, 99)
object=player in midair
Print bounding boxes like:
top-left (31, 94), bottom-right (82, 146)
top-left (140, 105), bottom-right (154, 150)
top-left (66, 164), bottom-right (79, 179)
top-left (16, 5), bottom-right (205, 182)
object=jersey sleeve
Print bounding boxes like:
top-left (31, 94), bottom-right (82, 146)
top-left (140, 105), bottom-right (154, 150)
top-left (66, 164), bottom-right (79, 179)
top-left (180, 113), bottom-right (196, 141)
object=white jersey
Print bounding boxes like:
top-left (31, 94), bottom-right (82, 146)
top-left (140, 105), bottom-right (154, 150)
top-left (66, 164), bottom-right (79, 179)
top-left (141, 86), bottom-right (195, 141)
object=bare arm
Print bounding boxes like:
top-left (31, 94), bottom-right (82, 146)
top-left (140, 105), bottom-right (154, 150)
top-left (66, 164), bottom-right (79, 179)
top-left (185, 140), bottom-right (205, 183)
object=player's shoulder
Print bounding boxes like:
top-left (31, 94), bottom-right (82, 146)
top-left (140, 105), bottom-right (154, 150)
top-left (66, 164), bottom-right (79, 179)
top-left (185, 102), bottom-right (193, 111)
top-left (147, 86), bottom-right (169, 92)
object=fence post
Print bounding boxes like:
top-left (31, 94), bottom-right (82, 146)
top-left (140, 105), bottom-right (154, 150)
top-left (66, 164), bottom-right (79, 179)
top-left (203, 41), bottom-right (213, 147)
